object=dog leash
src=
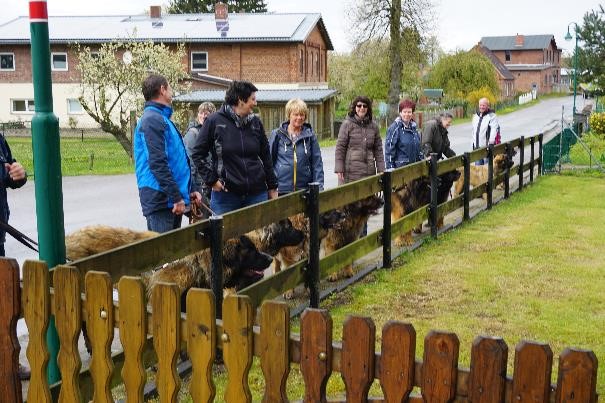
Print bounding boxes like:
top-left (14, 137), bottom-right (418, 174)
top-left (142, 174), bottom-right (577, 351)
top-left (0, 219), bottom-right (39, 253)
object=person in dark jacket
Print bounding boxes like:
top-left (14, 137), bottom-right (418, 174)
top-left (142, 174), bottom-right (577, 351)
top-left (191, 81), bottom-right (278, 215)
top-left (385, 99), bottom-right (423, 169)
top-left (134, 74), bottom-right (201, 233)
top-left (421, 112), bottom-right (459, 208)
top-left (269, 98), bottom-right (324, 195)
top-left (0, 132), bottom-right (27, 257)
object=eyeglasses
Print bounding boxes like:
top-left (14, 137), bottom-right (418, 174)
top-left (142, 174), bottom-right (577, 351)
top-left (356, 104), bottom-right (368, 109)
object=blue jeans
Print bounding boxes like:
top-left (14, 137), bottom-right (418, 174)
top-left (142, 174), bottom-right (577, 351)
top-left (210, 190), bottom-right (268, 215)
top-left (145, 208), bottom-right (182, 233)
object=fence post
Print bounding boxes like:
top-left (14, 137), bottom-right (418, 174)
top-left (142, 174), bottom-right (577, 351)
top-left (463, 152), bottom-right (470, 221)
top-left (209, 215), bottom-right (224, 320)
top-left (487, 145), bottom-right (494, 209)
top-left (306, 183), bottom-right (321, 308)
top-left (382, 169), bottom-right (392, 268)
top-left (518, 136), bottom-right (525, 191)
top-left (504, 143), bottom-right (510, 199)
top-left (538, 133), bottom-right (543, 176)
top-left (429, 153), bottom-right (439, 239)
top-left (530, 137), bottom-right (535, 183)
top-left (0, 258), bottom-right (23, 403)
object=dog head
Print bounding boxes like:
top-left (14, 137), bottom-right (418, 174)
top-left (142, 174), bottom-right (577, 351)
top-left (258, 218), bottom-right (305, 255)
top-left (493, 150), bottom-right (516, 174)
top-left (319, 209), bottom-right (347, 230)
top-left (223, 235), bottom-right (273, 291)
top-left (344, 195), bottom-right (384, 218)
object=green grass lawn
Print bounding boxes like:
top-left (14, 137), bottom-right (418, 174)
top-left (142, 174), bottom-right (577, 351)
top-left (7, 136), bottom-right (134, 176)
top-left (148, 173), bottom-right (604, 402)
top-left (569, 132), bottom-right (605, 166)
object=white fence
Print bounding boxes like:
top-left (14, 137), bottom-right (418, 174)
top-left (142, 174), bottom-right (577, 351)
top-left (518, 90), bottom-right (537, 105)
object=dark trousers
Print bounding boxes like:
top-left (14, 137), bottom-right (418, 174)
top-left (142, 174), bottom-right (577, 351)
top-left (145, 208), bottom-right (182, 233)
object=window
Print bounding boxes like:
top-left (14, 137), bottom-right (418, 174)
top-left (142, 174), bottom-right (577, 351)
top-left (299, 49), bottom-right (304, 75)
top-left (311, 52), bottom-right (314, 76)
top-left (316, 52), bottom-right (320, 78)
top-left (504, 50), bottom-right (511, 62)
top-left (191, 52), bottom-right (208, 71)
top-left (11, 99), bottom-right (35, 113)
top-left (51, 52), bottom-right (68, 71)
top-left (0, 53), bottom-right (15, 70)
top-left (90, 52), bottom-right (100, 60)
top-left (67, 98), bottom-right (84, 114)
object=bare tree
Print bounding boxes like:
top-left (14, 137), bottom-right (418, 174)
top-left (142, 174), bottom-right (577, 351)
top-left (348, 0), bottom-right (433, 121)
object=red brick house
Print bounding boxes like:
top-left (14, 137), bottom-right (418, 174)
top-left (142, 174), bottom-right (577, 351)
top-left (0, 5), bottom-right (337, 135)
top-left (479, 34), bottom-right (562, 95)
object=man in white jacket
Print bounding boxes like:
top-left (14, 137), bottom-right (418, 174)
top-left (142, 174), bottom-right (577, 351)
top-left (471, 98), bottom-right (500, 164)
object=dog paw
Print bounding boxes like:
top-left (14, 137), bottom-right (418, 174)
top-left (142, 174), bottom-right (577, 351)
top-left (394, 233), bottom-right (414, 247)
top-left (412, 225), bottom-right (422, 234)
top-left (283, 289), bottom-right (295, 300)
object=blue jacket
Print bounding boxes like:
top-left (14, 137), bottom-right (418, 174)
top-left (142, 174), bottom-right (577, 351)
top-left (0, 133), bottom-right (26, 243)
top-left (269, 122), bottom-right (324, 193)
top-left (134, 101), bottom-right (192, 216)
top-left (385, 118), bottom-right (423, 169)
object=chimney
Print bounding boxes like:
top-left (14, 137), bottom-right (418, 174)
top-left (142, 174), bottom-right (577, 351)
top-left (150, 5), bottom-right (161, 19)
top-left (215, 2), bottom-right (229, 37)
top-left (515, 34), bottom-right (524, 47)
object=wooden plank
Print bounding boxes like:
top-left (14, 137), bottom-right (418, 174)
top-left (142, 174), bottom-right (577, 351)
top-left (437, 195), bottom-right (464, 218)
top-left (0, 258), bottom-right (23, 403)
top-left (378, 321), bottom-right (416, 402)
top-left (319, 229), bottom-right (382, 279)
top-left (511, 341), bottom-right (553, 403)
top-left (223, 191), bottom-right (306, 239)
top-left (468, 336), bottom-right (508, 403)
top-left (239, 260), bottom-right (306, 308)
top-left (151, 282), bottom-right (181, 403)
top-left (555, 349), bottom-right (598, 403)
top-left (391, 160), bottom-right (429, 189)
top-left (436, 155), bottom-right (464, 176)
top-left (118, 276), bottom-right (147, 403)
top-left (319, 175), bottom-right (382, 213)
top-left (223, 295), bottom-right (254, 402)
top-left (492, 143), bottom-right (507, 156)
top-left (469, 183), bottom-right (487, 200)
top-left (421, 331), bottom-right (459, 403)
top-left (468, 148), bottom-right (488, 164)
top-left (23, 260), bottom-right (52, 402)
top-left (72, 220), bottom-right (210, 283)
top-left (341, 316), bottom-right (376, 402)
top-left (259, 301), bottom-right (290, 403)
top-left (391, 206), bottom-right (428, 239)
top-left (509, 165), bottom-right (520, 177)
top-left (300, 309), bottom-right (333, 403)
top-left (187, 288), bottom-right (216, 403)
top-left (53, 265), bottom-right (83, 403)
top-left (508, 138), bottom-right (521, 149)
top-left (85, 271), bottom-right (115, 403)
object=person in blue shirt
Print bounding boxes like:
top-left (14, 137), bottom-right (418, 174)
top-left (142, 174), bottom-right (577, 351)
top-left (385, 99), bottom-right (423, 169)
top-left (134, 74), bottom-right (201, 232)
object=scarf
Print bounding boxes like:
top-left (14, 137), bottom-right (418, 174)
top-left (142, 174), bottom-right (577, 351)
top-left (225, 104), bottom-right (255, 128)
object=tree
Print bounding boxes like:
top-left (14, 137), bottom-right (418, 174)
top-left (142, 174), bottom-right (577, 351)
top-left (577, 4), bottom-right (605, 90)
top-left (348, 0), bottom-right (433, 121)
top-left (167, 0), bottom-right (267, 14)
top-left (75, 40), bottom-right (190, 158)
top-left (427, 50), bottom-right (499, 101)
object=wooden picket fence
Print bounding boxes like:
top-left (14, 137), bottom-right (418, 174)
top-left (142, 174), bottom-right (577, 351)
top-left (0, 261), bottom-right (599, 402)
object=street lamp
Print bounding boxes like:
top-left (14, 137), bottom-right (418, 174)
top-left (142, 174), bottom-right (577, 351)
top-left (565, 22), bottom-right (579, 117)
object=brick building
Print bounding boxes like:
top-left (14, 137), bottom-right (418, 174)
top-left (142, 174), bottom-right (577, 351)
top-left (0, 5), bottom-right (336, 135)
top-left (479, 34), bottom-right (562, 96)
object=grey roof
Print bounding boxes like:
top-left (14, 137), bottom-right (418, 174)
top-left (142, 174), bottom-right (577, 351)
top-left (480, 35), bottom-right (556, 51)
top-left (176, 88), bottom-right (337, 103)
top-left (0, 12), bottom-right (333, 49)
top-left (474, 44), bottom-right (514, 80)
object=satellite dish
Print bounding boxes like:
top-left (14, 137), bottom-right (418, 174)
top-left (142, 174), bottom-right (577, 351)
top-left (122, 51), bottom-right (133, 65)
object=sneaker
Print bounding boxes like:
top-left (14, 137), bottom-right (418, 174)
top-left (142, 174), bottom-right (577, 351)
top-left (18, 364), bottom-right (31, 381)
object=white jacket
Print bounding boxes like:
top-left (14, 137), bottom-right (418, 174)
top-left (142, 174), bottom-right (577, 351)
top-left (471, 110), bottom-right (500, 149)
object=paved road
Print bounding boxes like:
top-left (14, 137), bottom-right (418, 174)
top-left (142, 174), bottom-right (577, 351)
top-left (6, 96), bottom-right (575, 265)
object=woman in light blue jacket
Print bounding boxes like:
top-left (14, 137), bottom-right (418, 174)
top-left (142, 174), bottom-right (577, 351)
top-left (269, 98), bottom-right (324, 195)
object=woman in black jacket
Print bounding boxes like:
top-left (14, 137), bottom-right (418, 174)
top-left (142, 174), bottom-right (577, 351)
top-left (191, 81), bottom-right (278, 215)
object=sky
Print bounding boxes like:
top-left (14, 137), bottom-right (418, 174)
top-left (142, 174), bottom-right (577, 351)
top-left (1, 0), bottom-right (601, 55)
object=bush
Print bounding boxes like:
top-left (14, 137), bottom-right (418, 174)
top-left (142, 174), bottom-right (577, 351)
top-left (589, 112), bottom-right (605, 135)
top-left (466, 87), bottom-right (497, 110)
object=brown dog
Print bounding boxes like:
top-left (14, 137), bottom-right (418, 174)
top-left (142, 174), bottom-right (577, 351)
top-left (391, 177), bottom-right (431, 246)
top-left (65, 225), bottom-right (158, 261)
top-left (453, 153), bottom-right (515, 197)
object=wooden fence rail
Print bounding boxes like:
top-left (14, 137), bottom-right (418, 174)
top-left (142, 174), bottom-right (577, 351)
top-left (0, 266), bottom-right (598, 402)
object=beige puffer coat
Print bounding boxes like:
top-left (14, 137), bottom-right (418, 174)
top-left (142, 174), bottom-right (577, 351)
top-left (334, 116), bottom-right (385, 183)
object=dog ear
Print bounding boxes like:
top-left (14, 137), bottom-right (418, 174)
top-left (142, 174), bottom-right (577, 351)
top-left (238, 235), bottom-right (255, 250)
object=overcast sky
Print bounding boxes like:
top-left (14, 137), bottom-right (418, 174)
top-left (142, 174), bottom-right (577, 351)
top-left (1, 0), bottom-right (601, 55)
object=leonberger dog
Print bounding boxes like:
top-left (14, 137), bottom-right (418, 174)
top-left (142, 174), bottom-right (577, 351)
top-left (390, 177), bottom-right (431, 246)
top-left (453, 152), bottom-right (516, 198)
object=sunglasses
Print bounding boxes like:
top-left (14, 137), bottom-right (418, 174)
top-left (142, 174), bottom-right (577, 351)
top-left (356, 104), bottom-right (368, 109)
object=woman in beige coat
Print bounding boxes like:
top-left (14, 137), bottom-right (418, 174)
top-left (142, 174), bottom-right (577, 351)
top-left (334, 96), bottom-right (385, 184)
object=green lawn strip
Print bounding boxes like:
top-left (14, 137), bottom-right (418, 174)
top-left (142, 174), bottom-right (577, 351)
top-left (569, 132), bottom-right (605, 166)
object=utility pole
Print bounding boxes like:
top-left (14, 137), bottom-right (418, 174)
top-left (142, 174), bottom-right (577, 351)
top-left (29, 0), bottom-right (66, 383)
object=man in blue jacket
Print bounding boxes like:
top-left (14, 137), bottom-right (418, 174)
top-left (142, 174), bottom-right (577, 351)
top-left (134, 74), bottom-right (201, 232)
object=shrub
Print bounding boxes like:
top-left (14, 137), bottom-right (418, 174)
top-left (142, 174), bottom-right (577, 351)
top-left (589, 112), bottom-right (605, 135)
top-left (466, 87), bottom-right (497, 115)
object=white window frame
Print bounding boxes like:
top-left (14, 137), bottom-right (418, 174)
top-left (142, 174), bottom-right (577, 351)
top-left (190, 51), bottom-right (208, 72)
top-left (0, 53), bottom-right (15, 71)
top-left (67, 98), bottom-right (84, 114)
top-left (51, 52), bottom-right (68, 71)
top-left (11, 99), bottom-right (35, 114)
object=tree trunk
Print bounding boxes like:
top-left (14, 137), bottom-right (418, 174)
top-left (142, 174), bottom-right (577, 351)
top-left (387, 1), bottom-right (403, 123)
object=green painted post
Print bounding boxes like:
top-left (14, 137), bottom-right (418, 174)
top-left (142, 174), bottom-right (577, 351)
top-left (29, 0), bottom-right (65, 383)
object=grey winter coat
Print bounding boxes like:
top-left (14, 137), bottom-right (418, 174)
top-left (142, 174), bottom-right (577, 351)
top-left (334, 116), bottom-right (385, 183)
top-left (421, 118), bottom-right (456, 160)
